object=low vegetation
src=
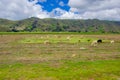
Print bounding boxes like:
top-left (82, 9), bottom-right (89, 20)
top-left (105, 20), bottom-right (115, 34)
top-left (0, 33), bottom-right (120, 80)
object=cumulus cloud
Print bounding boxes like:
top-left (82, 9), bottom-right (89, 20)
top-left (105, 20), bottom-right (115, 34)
top-left (68, 0), bottom-right (120, 20)
top-left (50, 8), bottom-right (66, 17)
top-left (49, 8), bottom-right (81, 19)
top-left (50, 0), bottom-right (120, 20)
top-left (60, 12), bottom-right (82, 19)
top-left (0, 0), bottom-right (120, 21)
top-left (0, 0), bottom-right (49, 20)
top-left (59, 1), bottom-right (65, 7)
top-left (82, 8), bottom-right (120, 20)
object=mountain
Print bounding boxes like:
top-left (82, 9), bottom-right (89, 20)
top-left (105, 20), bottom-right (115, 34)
top-left (0, 17), bottom-right (120, 33)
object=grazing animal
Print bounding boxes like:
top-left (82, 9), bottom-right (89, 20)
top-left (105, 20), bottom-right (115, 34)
top-left (91, 40), bottom-right (97, 46)
top-left (66, 36), bottom-right (70, 40)
top-left (80, 47), bottom-right (86, 50)
top-left (71, 54), bottom-right (76, 57)
top-left (40, 36), bottom-right (43, 39)
top-left (91, 39), bottom-right (102, 46)
top-left (44, 40), bottom-right (50, 44)
top-left (110, 40), bottom-right (114, 43)
top-left (54, 35), bottom-right (57, 38)
top-left (46, 35), bottom-right (49, 38)
top-left (97, 39), bottom-right (102, 43)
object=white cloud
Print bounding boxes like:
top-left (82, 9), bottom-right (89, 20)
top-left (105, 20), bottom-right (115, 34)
top-left (50, 0), bottom-right (120, 21)
top-left (70, 8), bottom-right (79, 12)
top-left (0, 0), bottom-right (120, 21)
top-left (68, 0), bottom-right (120, 20)
top-left (49, 8), bottom-right (81, 19)
top-left (59, 1), bottom-right (65, 7)
top-left (81, 8), bottom-right (120, 20)
top-left (60, 12), bottom-right (82, 19)
top-left (50, 8), bottom-right (66, 17)
top-left (0, 0), bottom-right (49, 20)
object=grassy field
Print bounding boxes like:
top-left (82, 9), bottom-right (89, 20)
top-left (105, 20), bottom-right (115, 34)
top-left (0, 33), bottom-right (120, 80)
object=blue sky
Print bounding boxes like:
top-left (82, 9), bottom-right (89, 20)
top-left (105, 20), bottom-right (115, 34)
top-left (36, 0), bottom-right (70, 12)
top-left (0, 0), bottom-right (120, 21)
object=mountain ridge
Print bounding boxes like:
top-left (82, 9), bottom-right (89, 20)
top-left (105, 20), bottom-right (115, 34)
top-left (0, 17), bottom-right (120, 33)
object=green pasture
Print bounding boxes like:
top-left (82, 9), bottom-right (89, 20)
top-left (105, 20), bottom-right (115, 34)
top-left (0, 60), bottom-right (120, 80)
top-left (20, 35), bottom-right (110, 44)
top-left (0, 33), bottom-right (120, 80)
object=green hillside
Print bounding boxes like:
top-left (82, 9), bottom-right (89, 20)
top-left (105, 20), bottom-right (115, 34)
top-left (0, 17), bottom-right (120, 33)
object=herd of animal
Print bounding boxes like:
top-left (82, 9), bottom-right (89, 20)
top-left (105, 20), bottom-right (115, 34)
top-left (91, 39), bottom-right (115, 46)
top-left (42, 35), bottom-right (115, 46)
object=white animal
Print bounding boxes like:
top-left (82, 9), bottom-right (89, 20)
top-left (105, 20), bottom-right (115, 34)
top-left (71, 54), bottom-right (76, 57)
top-left (66, 36), bottom-right (70, 40)
top-left (44, 40), bottom-right (50, 44)
top-left (110, 40), bottom-right (114, 43)
top-left (41, 36), bottom-right (43, 39)
top-left (46, 35), bottom-right (49, 38)
top-left (91, 40), bottom-right (97, 46)
top-left (54, 35), bottom-right (57, 38)
top-left (80, 47), bottom-right (86, 50)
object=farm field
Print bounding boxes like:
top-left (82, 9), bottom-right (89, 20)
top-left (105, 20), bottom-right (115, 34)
top-left (0, 33), bottom-right (120, 80)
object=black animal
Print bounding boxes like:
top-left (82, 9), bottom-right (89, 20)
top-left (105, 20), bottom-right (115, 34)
top-left (97, 39), bottom-right (102, 43)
